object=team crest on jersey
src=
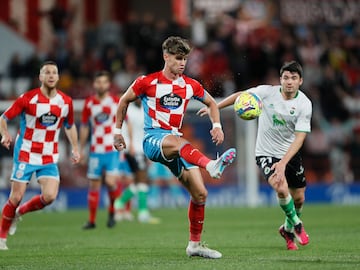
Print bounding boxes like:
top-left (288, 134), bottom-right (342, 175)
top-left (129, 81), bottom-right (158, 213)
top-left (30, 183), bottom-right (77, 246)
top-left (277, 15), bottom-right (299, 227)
top-left (95, 112), bottom-right (110, 124)
top-left (160, 93), bottom-right (183, 109)
top-left (39, 112), bottom-right (58, 127)
top-left (290, 107), bottom-right (296, 115)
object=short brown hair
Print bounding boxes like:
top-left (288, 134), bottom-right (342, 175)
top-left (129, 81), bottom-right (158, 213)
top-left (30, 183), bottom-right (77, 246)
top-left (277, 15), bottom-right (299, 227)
top-left (40, 60), bottom-right (58, 71)
top-left (162, 36), bottom-right (191, 56)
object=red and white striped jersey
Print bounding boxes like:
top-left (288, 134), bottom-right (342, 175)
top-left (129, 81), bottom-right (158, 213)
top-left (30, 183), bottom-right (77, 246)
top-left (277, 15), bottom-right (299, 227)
top-left (2, 88), bottom-right (74, 165)
top-left (132, 71), bottom-right (206, 134)
top-left (81, 94), bottom-right (119, 153)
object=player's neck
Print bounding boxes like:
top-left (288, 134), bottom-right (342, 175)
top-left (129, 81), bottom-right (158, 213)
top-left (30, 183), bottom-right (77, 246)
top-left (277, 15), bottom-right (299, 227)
top-left (162, 69), bottom-right (180, 81)
top-left (40, 86), bottom-right (57, 98)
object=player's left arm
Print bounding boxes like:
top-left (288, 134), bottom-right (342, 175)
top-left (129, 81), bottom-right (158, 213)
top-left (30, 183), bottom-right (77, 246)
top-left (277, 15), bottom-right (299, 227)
top-left (63, 99), bottom-right (80, 164)
top-left (64, 125), bottom-right (80, 164)
top-left (202, 92), bottom-right (224, 146)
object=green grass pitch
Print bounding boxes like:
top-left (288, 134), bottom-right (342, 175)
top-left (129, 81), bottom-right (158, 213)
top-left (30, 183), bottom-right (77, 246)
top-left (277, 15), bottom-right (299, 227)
top-left (0, 205), bottom-right (359, 270)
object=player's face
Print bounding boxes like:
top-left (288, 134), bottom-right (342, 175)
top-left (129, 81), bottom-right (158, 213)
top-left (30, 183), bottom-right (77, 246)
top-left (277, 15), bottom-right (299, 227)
top-left (280, 71), bottom-right (303, 98)
top-left (94, 75), bottom-right (110, 96)
top-left (39, 65), bottom-right (59, 89)
top-left (165, 53), bottom-right (188, 75)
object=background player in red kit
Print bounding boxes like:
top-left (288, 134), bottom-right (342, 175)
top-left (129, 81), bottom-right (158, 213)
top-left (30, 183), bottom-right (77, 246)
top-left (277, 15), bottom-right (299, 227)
top-left (80, 70), bottom-right (121, 229)
top-left (0, 61), bottom-right (80, 250)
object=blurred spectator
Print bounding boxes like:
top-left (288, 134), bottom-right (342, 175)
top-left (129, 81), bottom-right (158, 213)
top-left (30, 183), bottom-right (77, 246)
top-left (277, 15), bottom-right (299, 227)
top-left (190, 9), bottom-right (208, 48)
top-left (8, 53), bottom-right (24, 79)
top-left (38, 0), bottom-right (76, 52)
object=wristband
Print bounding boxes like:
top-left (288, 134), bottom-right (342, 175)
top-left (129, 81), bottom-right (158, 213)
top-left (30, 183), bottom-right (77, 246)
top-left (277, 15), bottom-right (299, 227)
top-left (114, 128), bottom-right (122, 135)
top-left (212, 122), bottom-right (222, 129)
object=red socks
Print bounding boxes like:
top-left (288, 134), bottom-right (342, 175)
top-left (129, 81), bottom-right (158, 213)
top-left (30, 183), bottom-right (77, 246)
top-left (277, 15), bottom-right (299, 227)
top-left (88, 190), bottom-right (100, 224)
top-left (18, 195), bottom-right (48, 215)
top-left (180, 144), bottom-right (211, 168)
top-left (0, 200), bottom-right (18, 238)
top-left (108, 186), bottom-right (121, 214)
top-left (188, 200), bottom-right (205, 242)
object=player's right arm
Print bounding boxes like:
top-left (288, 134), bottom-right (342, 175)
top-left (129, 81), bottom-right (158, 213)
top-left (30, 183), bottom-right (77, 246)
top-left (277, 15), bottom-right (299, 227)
top-left (0, 116), bottom-right (11, 149)
top-left (0, 95), bottom-right (26, 149)
top-left (113, 85), bottom-right (138, 151)
top-left (197, 91), bottom-right (244, 117)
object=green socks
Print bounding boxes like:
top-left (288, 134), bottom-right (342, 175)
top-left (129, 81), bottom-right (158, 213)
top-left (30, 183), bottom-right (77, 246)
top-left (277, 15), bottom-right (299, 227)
top-left (278, 194), bottom-right (301, 230)
top-left (114, 184), bottom-right (137, 210)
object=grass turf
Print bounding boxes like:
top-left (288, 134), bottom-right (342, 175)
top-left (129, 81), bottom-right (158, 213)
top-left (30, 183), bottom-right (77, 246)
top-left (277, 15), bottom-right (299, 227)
top-left (0, 205), bottom-right (359, 270)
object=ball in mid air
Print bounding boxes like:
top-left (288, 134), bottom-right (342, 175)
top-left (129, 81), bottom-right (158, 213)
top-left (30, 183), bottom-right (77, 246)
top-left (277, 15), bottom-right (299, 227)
top-left (233, 92), bottom-right (262, 120)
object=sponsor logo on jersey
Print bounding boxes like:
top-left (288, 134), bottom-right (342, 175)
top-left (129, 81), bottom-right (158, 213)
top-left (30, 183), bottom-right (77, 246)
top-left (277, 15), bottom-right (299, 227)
top-left (272, 114), bottom-right (286, 126)
top-left (39, 112), bottom-right (58, 127)
top-left (160, 93), bottom-right (183, 109)
top-left (95, 112), bottom-right (110, 124)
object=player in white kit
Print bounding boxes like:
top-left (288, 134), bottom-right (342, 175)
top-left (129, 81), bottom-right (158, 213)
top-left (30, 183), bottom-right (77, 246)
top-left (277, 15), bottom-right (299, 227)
top-left (114, 98), bottom-right (159, 223)
top-left (199, 61), bottom-right (311, 251)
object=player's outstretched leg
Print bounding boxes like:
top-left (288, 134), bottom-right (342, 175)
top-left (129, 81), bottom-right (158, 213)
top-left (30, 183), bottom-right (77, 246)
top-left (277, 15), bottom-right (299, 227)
top-left (206, 148), bottom-right (236, 179)
top-left (279, 225), bottom-right (298, 250)
top-left (8, 209), bottom-right (21, 236)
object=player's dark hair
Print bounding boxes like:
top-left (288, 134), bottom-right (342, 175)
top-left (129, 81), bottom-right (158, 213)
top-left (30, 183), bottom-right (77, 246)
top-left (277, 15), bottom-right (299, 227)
top-left (280, 61), bottom-right (303, 78)
top-left (162, 36), bottom-right (191, 56)
top-left (40, 60), bottom-right (58, 70)
top-left (94, 70), bottom-right (111, 80)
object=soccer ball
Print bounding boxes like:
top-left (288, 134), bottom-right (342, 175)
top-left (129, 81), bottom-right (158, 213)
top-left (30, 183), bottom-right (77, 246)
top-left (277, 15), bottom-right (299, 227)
top-left (233, 92), bottom-right (262, 120)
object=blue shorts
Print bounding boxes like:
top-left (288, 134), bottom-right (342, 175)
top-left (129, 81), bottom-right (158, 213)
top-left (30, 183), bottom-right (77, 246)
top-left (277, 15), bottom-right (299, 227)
top-left (143, 129), bottom-right (197, 178)
top-left (11, 162), bottom-right (60, 182)
top-left (87, 151), bottom-right (118, 179)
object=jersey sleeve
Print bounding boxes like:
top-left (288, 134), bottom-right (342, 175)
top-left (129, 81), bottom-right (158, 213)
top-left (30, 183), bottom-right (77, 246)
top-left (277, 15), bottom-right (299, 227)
top-left (191, 79), bottom-right (206, 101)
top-left (295, 99), bottom-right (312, 133)
top-left (1, 94), bottom-right (27, 121)
top-left (81, 98), bottom-right (91, 125)
top-left (132, 75), bottom-right (147, 96)
top-left (246, 85), bottom-right (272, 100)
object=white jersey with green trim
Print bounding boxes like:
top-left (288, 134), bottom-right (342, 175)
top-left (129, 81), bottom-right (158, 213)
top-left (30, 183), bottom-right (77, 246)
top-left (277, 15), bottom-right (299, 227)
top-left (246, 85), bottom-right (312, 159)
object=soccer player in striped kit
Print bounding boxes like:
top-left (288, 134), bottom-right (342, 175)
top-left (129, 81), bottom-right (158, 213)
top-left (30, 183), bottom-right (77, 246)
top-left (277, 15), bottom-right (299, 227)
top-left (0, 61), bottom-right (80, 250)
top-left (113, 36), bottom-right (236, 259)
top-left (80, 71), bottom-right (121, 230)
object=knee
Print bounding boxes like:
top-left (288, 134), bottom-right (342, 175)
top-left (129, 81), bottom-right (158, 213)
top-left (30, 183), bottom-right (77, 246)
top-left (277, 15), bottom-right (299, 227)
top-left (293, 195), bottom-right (305, 207)
top-left (41, 192), bottom-right (58, 205)
top-left (191, 189), bottom-right (208, 203)
top-left (9, 193), bottom-right (23, 206)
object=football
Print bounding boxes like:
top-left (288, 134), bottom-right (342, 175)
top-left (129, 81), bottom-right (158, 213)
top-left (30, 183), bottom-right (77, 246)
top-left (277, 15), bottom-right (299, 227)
top-left (233, 92), bottom-right (262, 120)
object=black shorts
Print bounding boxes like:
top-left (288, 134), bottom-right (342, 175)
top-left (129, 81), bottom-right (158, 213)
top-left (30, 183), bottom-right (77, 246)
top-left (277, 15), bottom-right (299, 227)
top-left (124, 152), bottom-right (147, 173)
top-left (255, 153), bottom-right (306, 188)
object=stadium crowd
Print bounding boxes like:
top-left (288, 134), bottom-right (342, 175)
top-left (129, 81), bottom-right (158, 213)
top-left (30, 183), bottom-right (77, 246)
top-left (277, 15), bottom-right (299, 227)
top-left (1, 1), bottom-right (360, 183)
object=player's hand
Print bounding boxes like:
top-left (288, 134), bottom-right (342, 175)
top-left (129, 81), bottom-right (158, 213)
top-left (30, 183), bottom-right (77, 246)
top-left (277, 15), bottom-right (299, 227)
top-left (271, 162), bottom-right (286, 184)
top-left (114, 134), bottom-right (126, 151)
top-left (71, 150), bottom-right (80, 164)
top-left (210, 127), bottom-right (224, 146)
top-left (196, 107), bottom-right (209, 117)
top-left (0, 132), bottom-right (12, 150)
